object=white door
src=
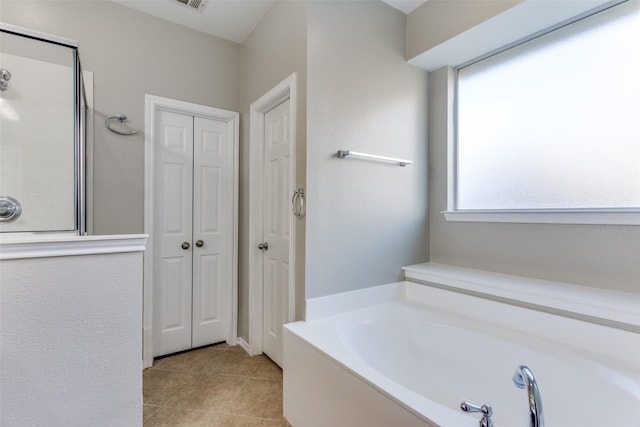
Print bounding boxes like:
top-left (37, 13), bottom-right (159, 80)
top-left (153, 110), bottom-right (194, 357)
top-left (192, 117), bottom-right (230, 347)
top-left (152, 110), bottom-right (231, 357)
top-left (261, 99), bottom-right (291, 367)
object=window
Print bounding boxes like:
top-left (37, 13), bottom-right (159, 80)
top-left (449, 0), bottom-right (640, 225)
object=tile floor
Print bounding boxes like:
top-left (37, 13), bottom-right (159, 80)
top-left (143, 343), bottom-right (290, 426)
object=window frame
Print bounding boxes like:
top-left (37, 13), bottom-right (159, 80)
top-left (444, 1), bottom-right (640, 226)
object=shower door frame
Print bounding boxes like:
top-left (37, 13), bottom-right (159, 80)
top-left (0, 22), bottom-right (89, 236)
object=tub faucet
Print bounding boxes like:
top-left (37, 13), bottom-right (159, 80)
top-left (513, 365), bottom-right (544, 427)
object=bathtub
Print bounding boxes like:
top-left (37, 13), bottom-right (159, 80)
top-left (283, 265), bottom-right (640, 427)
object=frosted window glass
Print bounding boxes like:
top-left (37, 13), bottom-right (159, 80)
top-left (456, 1), bottom-right (640, 210)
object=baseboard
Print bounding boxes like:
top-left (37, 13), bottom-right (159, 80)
top-left (236, 337), bottom-right (253, 355)
top-left (142, 328), bottom-right (153, 369)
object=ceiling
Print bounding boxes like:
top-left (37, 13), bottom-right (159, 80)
top-left (109, 0), bottom-right (427, 44)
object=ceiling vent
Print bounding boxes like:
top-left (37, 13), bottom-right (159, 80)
top-left (175, 0), bottom-right (207, 10)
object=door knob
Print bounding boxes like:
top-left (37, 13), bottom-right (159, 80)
top-left (258, 242), bottom-right (269, 251)
top-left (181, 242), bottom-right (190, 250)
top-left (195, 240), bottom-right (204, 247)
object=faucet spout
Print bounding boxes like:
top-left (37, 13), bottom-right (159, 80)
top-left (513, 365), bottom-right (544, 427)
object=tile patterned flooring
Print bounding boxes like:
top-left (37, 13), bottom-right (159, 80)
top-left (143, 343), bottom-right (289, 426)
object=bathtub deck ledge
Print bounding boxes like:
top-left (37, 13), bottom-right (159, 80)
top-left (403, 262), bottom-right (640, 332)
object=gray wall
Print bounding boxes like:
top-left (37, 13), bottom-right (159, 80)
top-left (2, 0), bottom-right (430, 336)
top-left (305, 1), bottom-right (429, 299)
top-left (238, 0), bottom-right (308, 340)
top-left (429, 67), bottom-right (640, 294)
top-left (0, 0), bottom-right (241, 235)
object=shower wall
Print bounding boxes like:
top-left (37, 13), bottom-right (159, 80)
top-left (0, 30), bottom-right (77, 233)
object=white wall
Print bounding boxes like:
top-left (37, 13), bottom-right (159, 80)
top-left (305, 1), bottom-right (429, 299)
top-left (0, 246), bottom-right (144, 426)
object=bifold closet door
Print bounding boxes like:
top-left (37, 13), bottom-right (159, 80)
top-left (191, 116), bottom-right (229, 348)
top-left (152, 110), bottom-right (230, 357)
top-left (153, 110), bottom-right (194, 357)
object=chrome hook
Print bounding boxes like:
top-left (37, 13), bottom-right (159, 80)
top-left (105, 114), bottom-right (141, 136)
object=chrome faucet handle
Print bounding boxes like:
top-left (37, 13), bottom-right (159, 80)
top-left (461, 401), bottom-right (492, 416)
top-left (461, 401), bottom-right (494, 427)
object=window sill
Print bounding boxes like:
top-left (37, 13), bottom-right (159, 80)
top-left (442, 209), bottom-right (640, 225)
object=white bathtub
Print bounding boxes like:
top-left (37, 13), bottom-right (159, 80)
top-left (283, 266), bottom-right (640, 427)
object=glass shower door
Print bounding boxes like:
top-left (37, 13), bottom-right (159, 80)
top-left (0, 27), bottom-right (82, 233)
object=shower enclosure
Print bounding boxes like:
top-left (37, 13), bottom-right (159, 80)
top-left (0, 23), bottom-right (87, 235)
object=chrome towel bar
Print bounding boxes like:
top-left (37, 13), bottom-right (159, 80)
top-left (337, 150), bottom-right (412, 167)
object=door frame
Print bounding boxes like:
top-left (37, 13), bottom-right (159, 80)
top-left (143, 94), bottom-right (239, 368)
top-left (248, 73), bottom-right (297, 356)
